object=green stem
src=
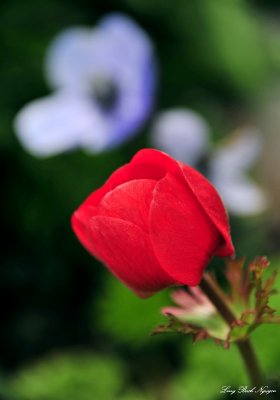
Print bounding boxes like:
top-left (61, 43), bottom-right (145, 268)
top-left (237, 339), bottom-right (263, 388)
top-left (199, 273), bottom-right (263, 387)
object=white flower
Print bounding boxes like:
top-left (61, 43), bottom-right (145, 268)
top-left (150, 108), bottom-right (267, 216)
top-left (14, 14), bottom-right (156, 157)
top-left (209, 128), bottom-right (267, 216)
top-left (151, 109), bottom-right (209, 166)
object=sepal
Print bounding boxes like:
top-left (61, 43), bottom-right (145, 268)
top-left (153, 257), bottom-right (280, 349)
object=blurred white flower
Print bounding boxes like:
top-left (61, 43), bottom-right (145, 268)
top-left (209, 129), bottom-right (267, 216)
top-left (14, 14), bottom-right (156, 157)
top-left (151, 109), bottom-right (209, 166)
top-left (150, 109), bottom-right (267, 216)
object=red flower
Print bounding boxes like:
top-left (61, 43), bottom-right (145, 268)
top-left (71, 149), bottom-right (234, 297)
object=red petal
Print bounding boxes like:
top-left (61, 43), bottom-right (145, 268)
top-left (71, 205), bottom-right (99, 256)
top-left (77, 163), bottom-right (134, 208)
top-left (180, 164), bottom-right (234, 257)
top-left (98, 179), bottom-right (157, 232)
top-left (76, 149), bottom-right (183, 209)
top-left (88, 216), bottom-right (174, 297)
top-left (130, 148), bottom-right (182, 179)
top-left (149, 173), bottom-right (220, 286)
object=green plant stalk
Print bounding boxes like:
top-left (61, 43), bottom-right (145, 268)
top-left (199, 273), bottom-right (263, 387)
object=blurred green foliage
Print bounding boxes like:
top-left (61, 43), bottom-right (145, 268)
top-left (7, 353), bottom-right (126, 400)
top-left (1, 0), bottom-right (280, 399)
top-left (5, 352), bottom-right (156, 400)
top-left (96, 276), bottom-right (169, 345)
top-left (3, 267), bottom-right (280, 400)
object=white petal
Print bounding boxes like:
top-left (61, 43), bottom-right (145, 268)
top-left (209, 127), bottom-right (267, 216)
top-left (45, 14), bottom-right (154, 93)
top-left (99, 13), bottom-right (154, 67)
top-left (79, 114), bottom-right (111, 154)
top-left (150, 109), bottom-right (210, 165)
top-left (45, 27), bottom-right (95, 91)
top-left (213, 175), bottom-right (267, 216)
top-left (211, 127), bottom-right (263, 175)
top-left (14, 93), bottom-right (107, 157)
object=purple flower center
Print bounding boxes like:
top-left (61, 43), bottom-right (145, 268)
top-left (91, 75), bottom-right (119, 112)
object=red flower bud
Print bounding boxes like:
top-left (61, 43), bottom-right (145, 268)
top-left (71, 149), bottom-right (234, 297)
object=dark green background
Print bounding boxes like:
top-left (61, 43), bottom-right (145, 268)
top-left (1, 1), bottom-right (280, 399)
